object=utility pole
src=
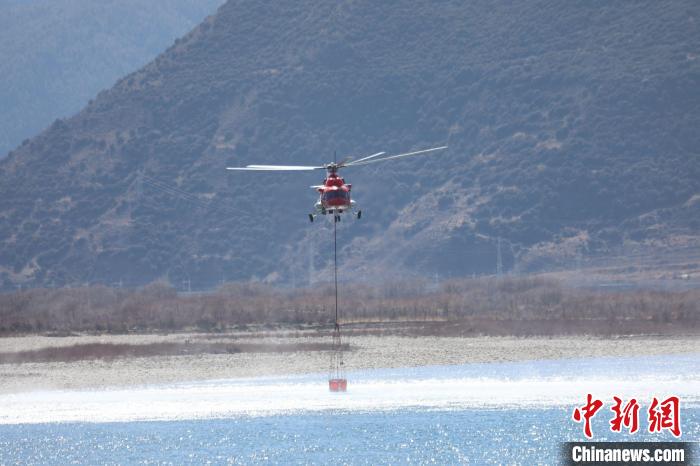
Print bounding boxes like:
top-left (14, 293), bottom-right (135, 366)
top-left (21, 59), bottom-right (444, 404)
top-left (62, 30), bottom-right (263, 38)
top-left (496, 237), bottom-right (503, 277)
top-left (136, 171), bottom-right (143, 200)
top-left (308, 240), bottom-right (315, 286)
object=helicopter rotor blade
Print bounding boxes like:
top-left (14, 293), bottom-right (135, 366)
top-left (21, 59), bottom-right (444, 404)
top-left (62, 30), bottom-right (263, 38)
top-left (340, 151), bottom-right (385, 166)
top-left (345, 146), bottom-right (448, 167)
top-left (226, 164), bottom-right (323, 171)
top-left (226, 146), bottom-right (446, 171)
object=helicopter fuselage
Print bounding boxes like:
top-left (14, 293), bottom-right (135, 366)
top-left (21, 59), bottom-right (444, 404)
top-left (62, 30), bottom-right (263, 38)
top-left (307, 166), bottom-right (362, 222)
top-left (313, 172), bottom-right (355, 215)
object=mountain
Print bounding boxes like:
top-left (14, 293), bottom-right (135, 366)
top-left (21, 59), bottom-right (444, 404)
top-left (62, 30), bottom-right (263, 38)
top-left (1, 0), bottom-right (699, 290)
top-left (0, 0), bottom-right (225, 157)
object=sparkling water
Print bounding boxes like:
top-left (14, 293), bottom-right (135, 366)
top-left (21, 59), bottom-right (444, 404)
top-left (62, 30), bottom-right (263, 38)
top-left (1, 355), bottom-right (698, 464)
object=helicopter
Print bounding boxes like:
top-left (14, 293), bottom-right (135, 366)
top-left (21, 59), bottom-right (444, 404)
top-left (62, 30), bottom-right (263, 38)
top-left (226, 145), bottom-right (448, 222)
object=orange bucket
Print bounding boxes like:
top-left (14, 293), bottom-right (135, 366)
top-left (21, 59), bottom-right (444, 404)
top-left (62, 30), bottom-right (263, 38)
top-left (328, 378), bottom-right (347, 392)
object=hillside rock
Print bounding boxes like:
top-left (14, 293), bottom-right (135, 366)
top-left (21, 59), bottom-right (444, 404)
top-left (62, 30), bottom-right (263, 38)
top-left (1, 0), bottom-right (699, 289)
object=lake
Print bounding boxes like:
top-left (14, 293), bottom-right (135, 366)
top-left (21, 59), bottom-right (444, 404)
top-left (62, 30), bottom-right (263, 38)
top-left (1, 354), bottom-right (698, 464)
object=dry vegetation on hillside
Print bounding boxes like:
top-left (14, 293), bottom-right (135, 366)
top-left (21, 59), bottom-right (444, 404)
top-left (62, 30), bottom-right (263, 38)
top-left (1, 277), bottom-right (697, 336)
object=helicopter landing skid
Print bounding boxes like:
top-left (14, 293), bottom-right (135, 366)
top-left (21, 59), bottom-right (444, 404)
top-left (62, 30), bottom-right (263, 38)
top-left (309, 206), bottom-right (361, 222)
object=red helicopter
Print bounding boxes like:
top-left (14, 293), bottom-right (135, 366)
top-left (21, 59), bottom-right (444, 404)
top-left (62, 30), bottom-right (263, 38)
top-left (227, 145), bottom-right (447, 222)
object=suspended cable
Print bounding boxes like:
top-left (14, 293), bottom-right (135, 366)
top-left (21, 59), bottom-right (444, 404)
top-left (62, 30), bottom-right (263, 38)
top-left (329, 216), bottom-right (346, 392)
top-left (334, 218), bottom-right (338, 326)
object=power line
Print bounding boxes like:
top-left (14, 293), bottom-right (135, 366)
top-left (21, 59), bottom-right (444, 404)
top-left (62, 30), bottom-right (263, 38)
top-left (140, 175), bottom-right (244, 217)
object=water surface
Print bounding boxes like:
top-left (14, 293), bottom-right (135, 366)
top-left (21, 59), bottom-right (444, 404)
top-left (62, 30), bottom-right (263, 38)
top-left (1, 354), bottom-right (698, 464)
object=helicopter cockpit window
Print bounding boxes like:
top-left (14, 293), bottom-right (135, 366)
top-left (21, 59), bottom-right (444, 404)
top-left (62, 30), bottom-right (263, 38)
top-left (323, 190), bottom-right (348, 201)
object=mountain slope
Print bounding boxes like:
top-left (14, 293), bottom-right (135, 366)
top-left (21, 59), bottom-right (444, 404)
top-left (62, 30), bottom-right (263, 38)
top-left (1, 0), bottom-right (699, 289)
top-left (0, 0), bottom-right (225, 157)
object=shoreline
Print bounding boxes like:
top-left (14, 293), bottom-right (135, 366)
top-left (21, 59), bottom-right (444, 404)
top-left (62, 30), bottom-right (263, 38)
top-left (1, 332), bottom-right (699, 394)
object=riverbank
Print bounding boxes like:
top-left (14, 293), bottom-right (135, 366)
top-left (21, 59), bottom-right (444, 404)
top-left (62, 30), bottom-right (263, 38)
top-left (1, 330), bottom-right (699, 394)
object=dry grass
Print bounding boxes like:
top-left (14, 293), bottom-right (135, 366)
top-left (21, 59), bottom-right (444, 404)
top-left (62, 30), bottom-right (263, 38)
top-left (0, 340), bottom-right (341, 364)
top-left (0, 276), bottom-right (698, 336)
